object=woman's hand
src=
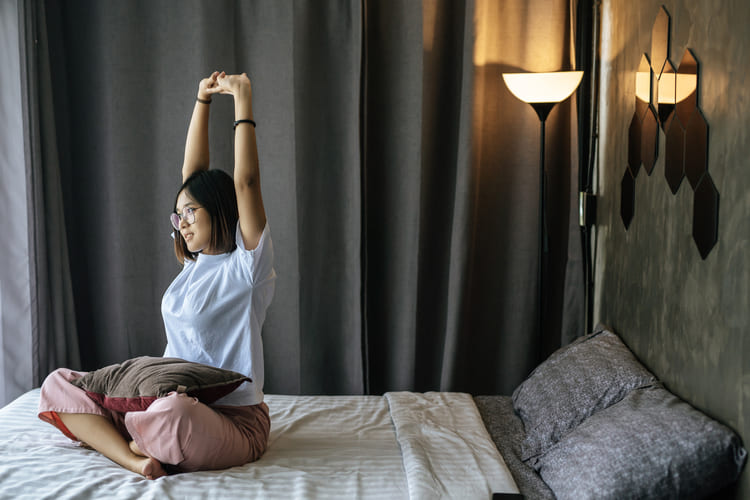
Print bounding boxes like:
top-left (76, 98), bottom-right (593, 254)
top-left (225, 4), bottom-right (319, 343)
top-left (210, 71), bottom-right (251, 100)
top-left (197, 71), bottom-right (220, 101)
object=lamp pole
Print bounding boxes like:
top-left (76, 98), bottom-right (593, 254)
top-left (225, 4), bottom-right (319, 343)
top-left (530, 102), bottom-right (555, 350)
top-left (538, 114), bottom-right (547, 340)
top-left (501, 71), bottom-right (582, 355)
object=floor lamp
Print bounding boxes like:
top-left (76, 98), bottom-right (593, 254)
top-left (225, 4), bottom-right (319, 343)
top-left (501, 71), bottom-right (583, 348)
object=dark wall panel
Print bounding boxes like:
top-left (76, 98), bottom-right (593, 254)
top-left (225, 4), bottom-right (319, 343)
top-left (595, 1), bottom-right (749, 497)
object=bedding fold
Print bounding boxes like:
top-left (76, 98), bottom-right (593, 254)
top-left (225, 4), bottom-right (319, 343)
top-left (385, 391), bottom-right (519, 499)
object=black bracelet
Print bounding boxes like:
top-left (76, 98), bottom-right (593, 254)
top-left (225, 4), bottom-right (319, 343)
top-left (233, 119), bottom-right (256, 130)
top-left (196, 97), bottom-right (212, 104)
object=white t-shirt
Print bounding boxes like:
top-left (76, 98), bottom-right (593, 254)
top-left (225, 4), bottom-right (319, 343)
top-left (161, 223), bottom-right (276, 406)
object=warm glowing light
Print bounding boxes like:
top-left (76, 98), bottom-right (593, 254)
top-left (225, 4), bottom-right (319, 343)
top-left (502, 71), bottom-right (583, 103)
top-left (635, 71), bottom-right (651, 103)
top-left (658, 72), bottom-right (697, 103)
top-left (635, 54), bottom-right (652, 103)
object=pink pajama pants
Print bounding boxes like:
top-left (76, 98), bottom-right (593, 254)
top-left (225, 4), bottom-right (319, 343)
top-left (37, 368), bottom-right (270, 473)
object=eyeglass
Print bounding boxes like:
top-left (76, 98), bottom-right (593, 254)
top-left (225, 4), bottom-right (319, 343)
top-left (170, 206), bottom-right (203, 230)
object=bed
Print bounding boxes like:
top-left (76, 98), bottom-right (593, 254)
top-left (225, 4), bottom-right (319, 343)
top-left (0, 390), bottom-right (520, 500)
top-left (1, 328), bottom-right (746, 499)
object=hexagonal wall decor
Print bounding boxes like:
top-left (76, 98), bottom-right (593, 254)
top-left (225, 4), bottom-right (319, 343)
top-left (675, 50), bottom-right (698, 126)
top-left (651, 7), bottom-right (670, 77)
top-left (632, 53), bottom-right (659, 176)
top-left (628, 113), bottom-right (641, 175)
top-left (635, 54), bottom-right (652, 119)
top-left (658, 60), bottom-right (677, 129)
top-left (641, 107), bottom-right (659, 175)
top-left (621, 168), bottom-right (635, 229)
top-left (621, 6), bottom-right (718, 258)
top-left (693, 175), bottom-right (719, 260)
top-left (684, 108), bottom-right (708, 189)
top-left (664, 114), bottom-right (686, 194)
top-left (651, 7), bottom-right (670, 122)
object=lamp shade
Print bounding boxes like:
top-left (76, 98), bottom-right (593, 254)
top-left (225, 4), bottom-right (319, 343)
top-left (502, 71), bottom-right (583, 103)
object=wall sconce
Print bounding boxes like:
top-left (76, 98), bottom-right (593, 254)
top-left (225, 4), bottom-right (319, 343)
top-left (502, 70), bottom-right (583, 339)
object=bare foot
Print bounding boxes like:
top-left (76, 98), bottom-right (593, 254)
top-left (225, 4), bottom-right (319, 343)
top-left (127, 442), bottom-right (165, 479)
top-left (129, 440), bottom-right (146, 457)
top-left (138, 456), bottom-right (166, 480)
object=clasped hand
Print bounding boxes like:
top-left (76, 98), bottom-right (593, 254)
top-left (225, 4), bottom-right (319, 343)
top-left (198, 71), bottom-right (251, 101)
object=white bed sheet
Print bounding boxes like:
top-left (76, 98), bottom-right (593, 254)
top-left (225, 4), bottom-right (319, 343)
top-left (0, 389), bottom-right (517, 499)
top-left (387, 392), bottom-right (519, 498)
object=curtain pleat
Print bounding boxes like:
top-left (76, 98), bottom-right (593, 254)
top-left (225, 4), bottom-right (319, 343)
top-left (4, 0), bottom-right (584, 402)
top-left (22, 0), bottom-right (81, 385)
top-left (362, 0), bottom-right (425, 393)
top-left (438, 0), bottom-right (480, 391)
top-left (414, 0), bottom-right (472, 392)
top-left (290, 0), bottom-right (364, 394)
top-left (1, 0), bottom-right (34, 406)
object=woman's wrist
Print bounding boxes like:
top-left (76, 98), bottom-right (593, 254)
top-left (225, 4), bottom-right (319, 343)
top-left (233, 86), bottom-right (253, 119)
top-left (234, 83), bottom-right (251, 101)
top-left (234, 102), bottom-right (253, 122)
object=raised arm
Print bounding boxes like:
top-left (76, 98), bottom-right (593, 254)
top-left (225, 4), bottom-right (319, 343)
top-left (182, 71), bottom-right (220, 183)
top-left (211, 72), bottom-right (266, 250)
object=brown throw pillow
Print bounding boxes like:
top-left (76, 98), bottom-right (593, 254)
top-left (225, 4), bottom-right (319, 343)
top-left (70, 356), bottom-right (251, 412)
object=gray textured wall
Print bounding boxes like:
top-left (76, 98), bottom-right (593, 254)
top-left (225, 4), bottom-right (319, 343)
top-left (594, 0), bottom-right (749, 496)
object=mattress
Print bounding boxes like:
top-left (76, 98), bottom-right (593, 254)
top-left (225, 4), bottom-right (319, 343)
top-left (0, 389), bottom-right (518, 499)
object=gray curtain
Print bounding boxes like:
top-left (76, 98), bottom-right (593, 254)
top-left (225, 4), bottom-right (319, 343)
top-left (365, 0), bottom-right (583, 394)
top-left (3, 0), bottom-right (583, 402)
top-left (1, 0), bottom-right (34, 405)
top-left (0, 0), bottom-right (80, 406)
top-left (363, 0), bottom-right (479, 393)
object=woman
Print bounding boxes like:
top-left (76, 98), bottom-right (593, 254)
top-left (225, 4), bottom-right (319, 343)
top-left (37, 71), bottom-right (275, 479)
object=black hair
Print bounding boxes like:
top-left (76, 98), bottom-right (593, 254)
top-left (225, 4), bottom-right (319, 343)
top-left (173, 169), bottom-right (238, 263)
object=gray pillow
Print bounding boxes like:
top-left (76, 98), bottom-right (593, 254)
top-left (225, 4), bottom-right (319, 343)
top-left (512, 328), bottom-right (656, 462)
top-left (536, 384), bottom-right (748, 500)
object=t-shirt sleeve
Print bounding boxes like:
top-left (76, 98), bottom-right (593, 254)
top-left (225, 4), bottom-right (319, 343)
top-left (234, 222), bottom-right (276, 286)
